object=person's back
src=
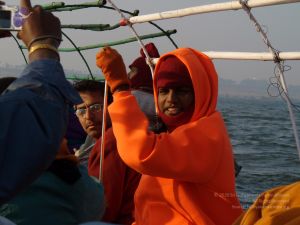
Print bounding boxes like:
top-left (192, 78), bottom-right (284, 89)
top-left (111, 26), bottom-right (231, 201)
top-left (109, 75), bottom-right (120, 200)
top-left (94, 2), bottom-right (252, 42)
top-left (0, 0), bottom-right (82, 205)
top-left (96, 47), bottom-right (243, 225)
top-left (0, 140), bottom-right (105, 225)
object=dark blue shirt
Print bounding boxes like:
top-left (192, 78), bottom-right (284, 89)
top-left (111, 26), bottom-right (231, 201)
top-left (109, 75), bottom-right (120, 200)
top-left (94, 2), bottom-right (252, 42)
top-left (0, 59), bottom-right (82, 204)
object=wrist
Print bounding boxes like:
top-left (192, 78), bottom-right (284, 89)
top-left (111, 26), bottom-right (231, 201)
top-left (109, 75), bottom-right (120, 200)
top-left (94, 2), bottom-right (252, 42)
top-left (113, 84), bottom-right (130, 93)
top-left (29, 43), bottom-right (60, 63)
top-left (28, 35), bottom-right (62, 49)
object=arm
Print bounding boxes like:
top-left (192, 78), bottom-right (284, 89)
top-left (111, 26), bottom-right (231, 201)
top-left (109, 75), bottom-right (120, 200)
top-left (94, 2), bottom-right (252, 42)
top-left (0, 0), bottom-right (81, 204)
top-left (96, 47), bottom-right (231, 183)
top-left (109, 91), bottom-right (228, 183)
top-left (0, 59), bottom-right (81, 204)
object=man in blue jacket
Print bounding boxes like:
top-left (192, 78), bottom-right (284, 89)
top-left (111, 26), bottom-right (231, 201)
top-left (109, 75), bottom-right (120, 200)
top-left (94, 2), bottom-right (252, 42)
top-left (0, 0), bottom-right (82, 204)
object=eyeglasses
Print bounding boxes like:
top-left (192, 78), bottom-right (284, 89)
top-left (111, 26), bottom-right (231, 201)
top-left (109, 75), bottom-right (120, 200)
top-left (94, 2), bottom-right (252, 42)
top-left (75, 103), bottom-right (103, 117)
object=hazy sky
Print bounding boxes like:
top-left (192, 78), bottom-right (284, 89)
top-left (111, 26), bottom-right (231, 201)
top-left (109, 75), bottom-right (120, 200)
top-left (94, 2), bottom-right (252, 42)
top-left (1, 0), bottom-right (300, 89)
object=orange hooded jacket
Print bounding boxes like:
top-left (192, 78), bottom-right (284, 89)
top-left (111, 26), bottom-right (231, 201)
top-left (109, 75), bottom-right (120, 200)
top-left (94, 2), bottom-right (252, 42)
top-left (108, 48), bottom-right (243, 225)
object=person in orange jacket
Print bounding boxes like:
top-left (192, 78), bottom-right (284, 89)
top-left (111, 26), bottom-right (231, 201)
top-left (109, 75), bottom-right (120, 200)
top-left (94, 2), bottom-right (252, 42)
top-left (88, 43), bottom-right (161, 224)
top-left (96, 46), bottom-right (243, 225)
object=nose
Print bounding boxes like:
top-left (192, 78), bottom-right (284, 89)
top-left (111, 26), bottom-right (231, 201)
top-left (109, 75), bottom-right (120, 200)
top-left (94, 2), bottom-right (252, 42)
top-left (166, 89), bottom-right (178, 103)
top-left (84, 108), bottom-right (93, 120)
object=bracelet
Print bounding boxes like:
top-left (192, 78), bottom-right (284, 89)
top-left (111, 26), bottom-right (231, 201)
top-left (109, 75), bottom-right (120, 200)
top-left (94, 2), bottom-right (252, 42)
top-left (28, 35), bottom-right (62, 49)
top-left (29, 43), bottom-right (59, 56)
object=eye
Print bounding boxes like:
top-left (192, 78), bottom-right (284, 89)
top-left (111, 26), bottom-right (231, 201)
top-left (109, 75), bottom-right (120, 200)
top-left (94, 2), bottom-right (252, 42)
top-left (158, 88), bottom-right (169, 95)
top-left (75, 108), bottom-right (86, 116)
top-left (90, 104), bottom-right (103, 112)
top-left (176, 87), bottom-right (193, 95)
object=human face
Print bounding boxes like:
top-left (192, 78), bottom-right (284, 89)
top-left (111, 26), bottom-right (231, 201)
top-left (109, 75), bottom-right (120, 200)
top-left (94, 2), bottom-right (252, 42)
top-left (158, 86), bottom-right (194, 117)
top-left (75, 91), bottom-right (104, 139)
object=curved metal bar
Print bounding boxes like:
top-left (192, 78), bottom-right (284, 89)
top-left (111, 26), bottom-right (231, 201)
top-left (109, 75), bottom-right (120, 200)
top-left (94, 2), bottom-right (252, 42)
top-left (102, 6), bottom-right (178, 48)
top-left (42, 1), bottom-right (106, 11)
top-left (61, 24), bottom-right (112, 31)
top-left (11, 34), bottom-right (28, 65)
top-left (149, 21), bottom-right (178, 49)
top-left (44, 2), bottom-right (177, 48)
top-left (66, 75), bottom-right (104, 81)
top-left (101, 6), bottom-right (139, 16)
top-left (60, 30), bottom-right (177, 52)
top-left (61, 31), bottom-right (94, 80)
top-left (61, 23), bottom-right (121, 31)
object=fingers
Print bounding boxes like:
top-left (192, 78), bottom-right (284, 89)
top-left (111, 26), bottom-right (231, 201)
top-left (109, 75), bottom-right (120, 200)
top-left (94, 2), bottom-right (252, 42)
top-left (19, 0), bottom-right (32, 10)
top-left (17, 3), bottom-right (62, 47)
top-left (15, 0), bottom-right (34, 41)
top-left (103, 47), bottom-right (120, 56)
top-left (96, 47), bottom-right (110, 59)
top-left (96, 47), bottom-right (122, 62)
top-left (102, 46), bottom-right (112, 53)
top-left (16, 31), bottom-right (21, 39)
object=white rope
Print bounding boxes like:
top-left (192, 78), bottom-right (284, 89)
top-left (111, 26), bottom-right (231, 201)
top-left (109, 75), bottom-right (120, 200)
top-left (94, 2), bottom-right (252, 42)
top-left (98, 81), bottom-right (109, 182)
top-left (239, 0), bottom-right (300, 158)
top-left (129, 0), bottom-right (300, 24)
top-left (106, 0), bottom-right (159, 115)
top-left (106, 0), bottom-right (155, 78)
top-left (97, 0), bottom-right (159, 181)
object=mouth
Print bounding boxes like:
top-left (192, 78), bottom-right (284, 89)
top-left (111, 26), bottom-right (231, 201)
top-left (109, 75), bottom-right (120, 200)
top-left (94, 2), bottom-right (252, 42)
top-left (164, 107), bottom-right (182, 116)
top-left (86, 124), bottom-right (96, 130)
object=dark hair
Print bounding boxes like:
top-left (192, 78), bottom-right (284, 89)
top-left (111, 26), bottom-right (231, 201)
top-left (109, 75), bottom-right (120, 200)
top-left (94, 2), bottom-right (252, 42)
top-left (0, 77), bottom-right (17, 94)
top-left (73, 80), bottom-right (113, 104)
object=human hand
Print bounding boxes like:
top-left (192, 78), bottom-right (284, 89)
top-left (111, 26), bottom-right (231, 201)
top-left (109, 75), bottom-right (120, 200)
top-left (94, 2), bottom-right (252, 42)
top-left (16, 0), bottom-right (62, 62)
top-left (96, 47), bottom-right (130, 93)
top-left (17, 0), bottom-right (61, 48)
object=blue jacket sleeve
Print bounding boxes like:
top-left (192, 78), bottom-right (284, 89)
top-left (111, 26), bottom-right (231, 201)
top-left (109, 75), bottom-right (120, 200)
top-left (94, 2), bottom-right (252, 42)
top-left (0, 59), bottom-right (82, 204)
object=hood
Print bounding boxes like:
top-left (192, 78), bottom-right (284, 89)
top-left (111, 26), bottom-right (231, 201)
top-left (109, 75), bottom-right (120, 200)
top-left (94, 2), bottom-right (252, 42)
top-left (153, 48), bottom-right (218, 123)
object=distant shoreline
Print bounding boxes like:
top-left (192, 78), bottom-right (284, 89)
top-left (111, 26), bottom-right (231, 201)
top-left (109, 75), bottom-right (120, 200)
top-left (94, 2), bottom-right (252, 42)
top-left (1, 65), bottom-right (299, 100)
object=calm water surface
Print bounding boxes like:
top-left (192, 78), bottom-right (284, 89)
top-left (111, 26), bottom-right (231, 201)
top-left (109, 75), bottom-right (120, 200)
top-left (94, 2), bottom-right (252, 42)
top-left (218, 96), bottom-right (300, 208)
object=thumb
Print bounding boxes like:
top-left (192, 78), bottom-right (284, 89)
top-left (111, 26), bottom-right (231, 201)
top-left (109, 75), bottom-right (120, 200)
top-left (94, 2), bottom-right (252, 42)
top-left (19, 0), bottom-right (32, 10)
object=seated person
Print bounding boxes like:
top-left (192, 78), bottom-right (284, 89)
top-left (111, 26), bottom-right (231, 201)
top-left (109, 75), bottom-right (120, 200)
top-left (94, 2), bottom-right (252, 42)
top-left (0, 0), bottom-right (81, 205)
top-left (74, 80), bottom-right (141, 225)
top-left (96, 46), bottom-right (243, 225)
top-left (0, 137), bottom-right (105, 225)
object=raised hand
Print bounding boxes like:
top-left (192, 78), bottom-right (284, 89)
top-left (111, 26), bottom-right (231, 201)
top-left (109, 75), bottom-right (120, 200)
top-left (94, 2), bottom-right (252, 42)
top-left (96, 47), bottom-right (130, 93)
top-left (17, 0), bottom-right (61, 48)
